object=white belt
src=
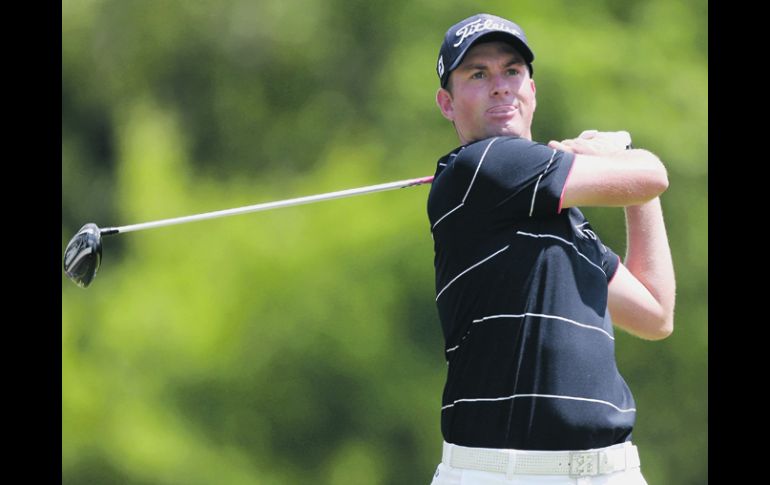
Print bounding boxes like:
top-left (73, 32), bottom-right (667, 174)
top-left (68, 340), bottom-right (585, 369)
top-left (442, 441), bottom-right (641, 478)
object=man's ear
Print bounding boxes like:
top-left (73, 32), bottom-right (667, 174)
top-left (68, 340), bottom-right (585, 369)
top-left (436, 87), bottom-right (454, 122)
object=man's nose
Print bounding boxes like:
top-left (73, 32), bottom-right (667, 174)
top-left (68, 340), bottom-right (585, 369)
top-left (490, 74), bottom-right (511, 96)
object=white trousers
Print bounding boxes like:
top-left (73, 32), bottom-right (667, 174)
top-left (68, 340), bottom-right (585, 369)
top-left (430, 442), bottom-right (649, 485)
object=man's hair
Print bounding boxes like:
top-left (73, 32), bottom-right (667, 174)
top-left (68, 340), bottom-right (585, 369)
top-left (444, 76), bottom-right (455, 95)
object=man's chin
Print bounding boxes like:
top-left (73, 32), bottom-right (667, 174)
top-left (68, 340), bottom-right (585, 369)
top-left (488, 126), bottom-right (524, 139)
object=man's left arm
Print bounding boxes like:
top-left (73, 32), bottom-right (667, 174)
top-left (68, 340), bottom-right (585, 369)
top-left (608, 198), bottom-right (676, 340)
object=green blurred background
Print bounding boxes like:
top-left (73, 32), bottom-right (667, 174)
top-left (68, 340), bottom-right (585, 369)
top-left (62, 0), bottom-right (707, 483)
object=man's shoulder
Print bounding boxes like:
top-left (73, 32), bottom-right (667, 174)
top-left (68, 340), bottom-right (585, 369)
top-left (471, 135), bottom-right (542, 146)
top-left (433, 137), bottom-right (555, 180)
top-left (454, 136), bottom-right (547, 164)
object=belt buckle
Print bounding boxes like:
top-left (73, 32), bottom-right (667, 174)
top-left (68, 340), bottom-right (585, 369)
top-left (569, 451), bottom-right (598, 477)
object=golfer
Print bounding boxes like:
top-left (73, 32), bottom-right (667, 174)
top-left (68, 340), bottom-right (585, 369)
top-left (427, 13), bottom-right (675, 485)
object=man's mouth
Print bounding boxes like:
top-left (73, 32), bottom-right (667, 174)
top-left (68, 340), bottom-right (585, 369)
top-left (486, 105), bottom-right (518, 115)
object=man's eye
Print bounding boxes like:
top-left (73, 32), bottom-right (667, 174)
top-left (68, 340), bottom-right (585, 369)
top-left (507, 68), bottom-right (520, 76)
top-left (471, 71), bottom-right (486, 79)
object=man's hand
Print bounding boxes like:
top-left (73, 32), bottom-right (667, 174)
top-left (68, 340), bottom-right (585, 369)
top-left (548, 130), bottom-right (631, 156)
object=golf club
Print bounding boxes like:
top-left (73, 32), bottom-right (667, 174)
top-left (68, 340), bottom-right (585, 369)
top-left (63, 175), bottom-right (435, 288)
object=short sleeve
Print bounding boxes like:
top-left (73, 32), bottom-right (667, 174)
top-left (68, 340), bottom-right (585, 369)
top-left (604, 246), bottom-right (621, 284)
top-left (454, 136), bottom-right (574, 222)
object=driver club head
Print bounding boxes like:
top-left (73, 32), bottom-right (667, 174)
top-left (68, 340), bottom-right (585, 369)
top-left (63, 223), bottom-right (103, 288)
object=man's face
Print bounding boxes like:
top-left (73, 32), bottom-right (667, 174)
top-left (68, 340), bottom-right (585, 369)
top-left (436, 41), bottom-right (536, 144)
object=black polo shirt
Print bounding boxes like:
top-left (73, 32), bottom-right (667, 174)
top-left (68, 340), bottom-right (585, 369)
top-left (427, 136), bottom-right (634, 451)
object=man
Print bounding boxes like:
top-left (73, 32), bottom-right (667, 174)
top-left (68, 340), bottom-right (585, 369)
top-left (427, 13), bottom-right (675, 485)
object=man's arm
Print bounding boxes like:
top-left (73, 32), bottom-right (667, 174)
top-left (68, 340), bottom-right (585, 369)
top-left (550, 131), bottom-right (676, 340)
top-left (551, 131), bottom-right (669, 209)
top-left (608, 199), bottom-right (675, 340)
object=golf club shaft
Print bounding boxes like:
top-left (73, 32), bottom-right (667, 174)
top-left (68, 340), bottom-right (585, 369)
top-left (100, 175), bottom-right (434, 236)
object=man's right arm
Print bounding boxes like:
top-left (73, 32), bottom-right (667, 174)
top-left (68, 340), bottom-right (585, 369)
top-left (551, 133), bottom-right (669, 209)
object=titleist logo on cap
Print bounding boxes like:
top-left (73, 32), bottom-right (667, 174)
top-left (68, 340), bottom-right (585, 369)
top-left (453, 18), bottom-right (522, 48)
